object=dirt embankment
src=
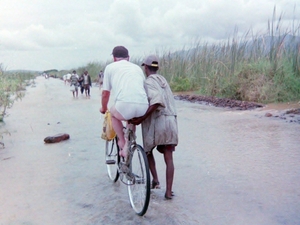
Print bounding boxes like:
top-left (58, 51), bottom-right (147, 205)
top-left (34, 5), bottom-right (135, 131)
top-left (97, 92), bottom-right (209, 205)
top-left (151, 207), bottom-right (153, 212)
top-left (175, 94), bottom-right (264, 110)
top-left (175, 94), bottom-right (300, 124)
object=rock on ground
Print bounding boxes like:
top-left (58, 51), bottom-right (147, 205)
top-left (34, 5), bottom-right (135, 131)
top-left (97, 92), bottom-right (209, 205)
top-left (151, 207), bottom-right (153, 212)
top-left (44, 133), bottom-right (70, 143)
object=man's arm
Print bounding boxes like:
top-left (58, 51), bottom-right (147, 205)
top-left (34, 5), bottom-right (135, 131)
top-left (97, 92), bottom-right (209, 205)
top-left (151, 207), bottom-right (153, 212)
top-left (100, 90), bottom-right (110, 114)
top-left (129, 103), bottom-right (160, 125)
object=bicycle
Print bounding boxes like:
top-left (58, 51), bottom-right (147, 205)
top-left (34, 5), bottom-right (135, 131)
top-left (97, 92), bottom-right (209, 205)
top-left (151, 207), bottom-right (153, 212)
top-left (105, 124), bottom-right (150, 216)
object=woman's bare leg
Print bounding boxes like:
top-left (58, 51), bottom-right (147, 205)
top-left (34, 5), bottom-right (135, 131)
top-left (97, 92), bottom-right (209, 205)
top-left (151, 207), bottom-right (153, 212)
top-left (110, 106), bottom-right (127, 158)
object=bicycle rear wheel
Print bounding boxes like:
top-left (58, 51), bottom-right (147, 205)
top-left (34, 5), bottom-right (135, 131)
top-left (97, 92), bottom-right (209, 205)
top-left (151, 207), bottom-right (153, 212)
top-left (127, 145), bottom-right (150, 216)
top-left (105, 137), bottom-right (119, 182)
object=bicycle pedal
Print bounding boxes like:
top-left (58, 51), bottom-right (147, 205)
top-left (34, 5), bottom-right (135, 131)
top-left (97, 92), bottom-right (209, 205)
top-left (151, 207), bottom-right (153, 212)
top-left (135, 176), bottom-right (144, 184)
top-left (126, 173), bottom-right (136, 184)
top-left (106, 159), bottom-right (116, 165)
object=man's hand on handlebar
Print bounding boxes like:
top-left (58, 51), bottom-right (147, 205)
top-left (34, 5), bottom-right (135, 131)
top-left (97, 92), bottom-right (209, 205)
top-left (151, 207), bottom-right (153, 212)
top-left (100, 107), bottom-right (106, 114)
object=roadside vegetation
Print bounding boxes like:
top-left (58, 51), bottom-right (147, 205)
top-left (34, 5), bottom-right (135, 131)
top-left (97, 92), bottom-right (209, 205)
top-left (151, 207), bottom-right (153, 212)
top-left (158, 22), bottom-right (300, 103)
top-left (0, 64), bottom-right (36, 122)
top-left (0, 64), bottom-right (36, 146)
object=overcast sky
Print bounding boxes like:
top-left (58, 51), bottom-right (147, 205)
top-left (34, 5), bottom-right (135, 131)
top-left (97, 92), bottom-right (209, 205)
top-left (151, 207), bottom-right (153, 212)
top-left (1, 0), bottom-right (299, 71)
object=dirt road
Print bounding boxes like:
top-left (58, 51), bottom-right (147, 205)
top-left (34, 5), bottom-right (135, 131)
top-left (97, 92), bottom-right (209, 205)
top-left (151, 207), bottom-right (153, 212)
top-left (1, 76), bottom-right (300, 225)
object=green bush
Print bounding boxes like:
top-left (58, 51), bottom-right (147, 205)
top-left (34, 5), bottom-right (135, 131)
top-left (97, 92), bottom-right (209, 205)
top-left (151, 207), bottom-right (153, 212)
top-left (0, 66), bottom-right (35, 122)
top-left (170, 76), bottom-right (192, 92)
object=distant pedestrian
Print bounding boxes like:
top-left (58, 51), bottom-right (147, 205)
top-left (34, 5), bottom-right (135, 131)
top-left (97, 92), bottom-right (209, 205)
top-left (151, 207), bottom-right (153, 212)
top-left (63, 74), bottom-right (67, 85)
top-left (63, 73), bottom-right (71, 85)
top-left (98, 70), bottom-right (104, 89)
top-left (67, 73), bottom-right (72, 83)
top-left (78, 73), bottom-right (84, 94)
top-left (70, 70), bottom-right (79, 98)
top-left (82, 70), bottom-right (92, 97)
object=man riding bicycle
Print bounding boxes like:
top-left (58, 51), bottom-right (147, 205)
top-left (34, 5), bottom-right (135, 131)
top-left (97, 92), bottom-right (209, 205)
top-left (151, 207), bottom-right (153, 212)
top-left (100, 46), bottom-right (148, 159)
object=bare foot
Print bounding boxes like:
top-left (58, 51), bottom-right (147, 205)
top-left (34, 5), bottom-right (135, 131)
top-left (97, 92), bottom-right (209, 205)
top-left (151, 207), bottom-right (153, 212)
top-left (165, 191), bottom-right (174, 199)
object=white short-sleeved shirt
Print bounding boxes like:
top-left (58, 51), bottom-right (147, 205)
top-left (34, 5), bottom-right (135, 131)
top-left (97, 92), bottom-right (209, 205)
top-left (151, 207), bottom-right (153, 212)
top-left (103, 60), bottom-right (148, 105)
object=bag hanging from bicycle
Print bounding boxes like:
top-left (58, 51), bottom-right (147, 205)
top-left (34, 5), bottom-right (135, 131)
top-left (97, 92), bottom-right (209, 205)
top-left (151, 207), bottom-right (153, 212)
top-left (101, 111), bottom-right (116, 141)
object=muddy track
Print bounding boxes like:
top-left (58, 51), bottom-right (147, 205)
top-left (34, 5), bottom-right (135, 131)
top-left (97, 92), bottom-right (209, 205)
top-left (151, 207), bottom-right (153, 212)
top-left (175, 94), bottom-right (265, 110)
top-left (175, 94), bottom-right (300, 124)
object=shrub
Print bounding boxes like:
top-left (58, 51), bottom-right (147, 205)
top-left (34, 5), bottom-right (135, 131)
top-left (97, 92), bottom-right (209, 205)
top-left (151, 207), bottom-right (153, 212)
top-left (0, 65), bottom-right (35, 122)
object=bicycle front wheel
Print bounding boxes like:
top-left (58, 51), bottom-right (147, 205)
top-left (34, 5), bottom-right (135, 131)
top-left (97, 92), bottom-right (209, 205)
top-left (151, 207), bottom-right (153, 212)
top-left (127, 145), bottom-right (150, 216)
top-left (105, 137), bottom-right (119, 182)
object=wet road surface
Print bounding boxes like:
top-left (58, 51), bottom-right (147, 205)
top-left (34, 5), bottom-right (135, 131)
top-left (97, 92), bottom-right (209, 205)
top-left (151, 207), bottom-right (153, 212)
top-left (0, 77), bottom-right (300, 225)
